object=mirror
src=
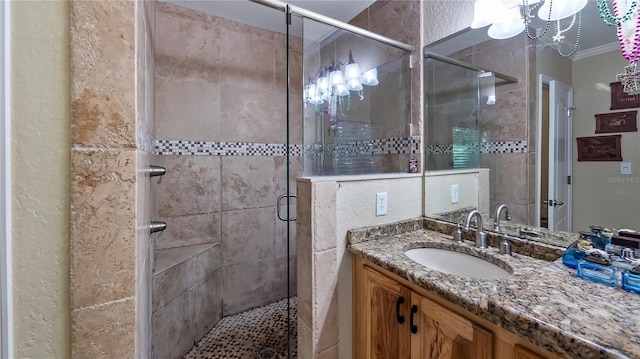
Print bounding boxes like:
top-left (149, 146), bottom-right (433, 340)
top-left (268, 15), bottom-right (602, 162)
top-left (422, 4), bottom-right (640, 245)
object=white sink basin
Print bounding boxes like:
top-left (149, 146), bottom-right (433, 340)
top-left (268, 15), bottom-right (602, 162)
top-left (404, 248), bottom-right (511, 280)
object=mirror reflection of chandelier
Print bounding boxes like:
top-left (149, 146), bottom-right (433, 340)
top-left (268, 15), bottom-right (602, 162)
top-left (600, 0), bottom-right (640, 95)
top-left (304, 50), bottom-right (378, 105)
top-left (470, 0), bottom-right (587, 40)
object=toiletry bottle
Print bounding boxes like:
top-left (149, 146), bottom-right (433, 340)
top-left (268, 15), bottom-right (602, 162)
top-left (589, 225), bottom-right (610, 251)
top-left (408, 158), bottom-right (418, 173)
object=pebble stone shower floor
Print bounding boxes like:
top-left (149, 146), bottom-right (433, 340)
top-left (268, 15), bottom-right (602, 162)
top-left (184, 297), bottom-right (298, 359)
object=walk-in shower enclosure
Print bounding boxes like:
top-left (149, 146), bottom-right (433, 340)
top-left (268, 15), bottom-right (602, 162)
top-left (151, 1), bottom-right (413, 358)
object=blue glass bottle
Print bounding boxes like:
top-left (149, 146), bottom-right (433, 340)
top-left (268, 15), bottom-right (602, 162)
top-left (622, 270), bottom-right (640, 294)
top-left (577, 260), bottom-right (618, 287)
top-left (562, 240), bottom-right (586, 269)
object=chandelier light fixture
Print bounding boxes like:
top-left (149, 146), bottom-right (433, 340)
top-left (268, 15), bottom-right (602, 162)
top-left (470, 0), bottom-right (587, 53)
top-left (303, 50), bottom-right (378, 105)
top-left (598, 0), bottom-right (640, 95)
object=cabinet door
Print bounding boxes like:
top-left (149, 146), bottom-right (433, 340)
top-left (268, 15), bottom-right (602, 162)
top-left (363, 266), bottom-right (412, 359)
top-left (514, 345), bottom-right (549, 359)
top-left (410, 293), bottom-right (493, 359)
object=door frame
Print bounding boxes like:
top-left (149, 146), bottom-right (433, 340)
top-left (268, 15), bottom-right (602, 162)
top-left (536, 74), bottom-right (573, 230)
top-left (1, 1), bottom-right (12, 357)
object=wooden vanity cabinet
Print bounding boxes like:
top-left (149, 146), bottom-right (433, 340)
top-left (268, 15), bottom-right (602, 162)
top-left (354, 257), bottom-right (560, 359)
top-left (410, 292), bottom-right (493, 359)
top-left (362, 266), bottom-right (412, 359)
top-left (357, 262), bottom-right (491, 359)
top-left (513, 345), bottom-right (548, 359)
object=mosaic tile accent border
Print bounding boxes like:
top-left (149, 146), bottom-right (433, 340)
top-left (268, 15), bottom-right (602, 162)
top-left (156, 137), bottom-right (422, 156)
top-left (312, 136), bottom-right (421, 156)
top-left (425, 140), bottom-right (527, 155)
top-left (156, 140), bottom-right (304, 156)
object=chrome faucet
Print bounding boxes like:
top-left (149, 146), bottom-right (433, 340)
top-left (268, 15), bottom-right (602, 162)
top-left (463, 210), bottom-right (488, 249)
top-left (493, 204), bottom-right (512, 232)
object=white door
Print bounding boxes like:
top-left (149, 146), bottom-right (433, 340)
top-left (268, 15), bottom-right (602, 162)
top-left (548, 80), bottom-right (573, 231)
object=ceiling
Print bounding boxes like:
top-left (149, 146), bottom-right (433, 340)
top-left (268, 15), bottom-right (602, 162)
top-left (161, 0), bottom-right (618, 59)
top-left (533, 1), bottom-right (618, 58)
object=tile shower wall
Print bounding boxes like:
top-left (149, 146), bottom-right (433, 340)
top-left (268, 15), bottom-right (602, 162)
top-left (136, 2), bottom-right (156, 358)
top-left (425, 34), bottom-right (536, 224)
top-left (475, 35), bottom-right (536, 224)
top-left (350, 1), bottom-right (422, 137)
top-left (301, 1), bottom-right (421, 176)
top-left (303, 35), bottom-right (413, 174)
top-left (70, 0), bottom-right (155, 357)
top-left (152, 5), bottom-right (299, 357)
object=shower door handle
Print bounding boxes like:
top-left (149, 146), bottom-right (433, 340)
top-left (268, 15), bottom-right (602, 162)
top-left (276, 194), bottom-right (297, 222)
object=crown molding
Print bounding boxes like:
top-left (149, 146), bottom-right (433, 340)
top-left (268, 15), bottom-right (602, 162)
top-left (573, 42), bottom-right (620, 61)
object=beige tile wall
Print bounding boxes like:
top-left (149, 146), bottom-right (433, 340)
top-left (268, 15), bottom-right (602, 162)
top-left (152, 243), bottom-right (222, 358)
top-left (302, 2), bottom-right (419, 175)
top-left (136, 1), bottom-right (156, 358)
top-left (296, 175), bottom-right (424, 359)
top-left (474, 35), bottom-right (535, 223)
top-left (71, 1), bottom-right (153, 358)
top-left (425, 33), bottom-right (535, 224)
top-left (349, 1), bottom-right (421, 137)
top-left (70, 0), bottom-right (155, 357)
top-left (153, 5), bottom-right (299, 348)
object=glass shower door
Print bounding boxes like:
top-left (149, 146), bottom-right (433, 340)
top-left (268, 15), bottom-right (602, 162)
top-left (301, 17), bottom-right (411, 176)
top-left (424, 58), bottom-right (496, 171)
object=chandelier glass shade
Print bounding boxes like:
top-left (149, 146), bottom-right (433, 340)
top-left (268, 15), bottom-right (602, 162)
top-left (471, 0), bottom-right (586, 40)
top-left (487, 6), bottom-right (526, 39)
top-left (361, 68), bottom-right (379, 86)
top-left (304, 50), bottom-right (378, 104)
top-left (329, 69), bottom-right (345, 86)
top-left (471, 0), bottom-right (507, 28)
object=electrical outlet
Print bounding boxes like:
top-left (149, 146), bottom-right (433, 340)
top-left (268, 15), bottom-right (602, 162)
top-left (621, 162), bottom-right (632, 175)
top-left (451, 184), bottom-right (459, 204)
top-left (376, 192), bottom-right (387, 216)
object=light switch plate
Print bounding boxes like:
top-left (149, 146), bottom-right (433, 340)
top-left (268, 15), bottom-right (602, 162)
top-left (621, 162), bottom-right (632, 175)
top-left (376, 192), bottom-right (387, 216)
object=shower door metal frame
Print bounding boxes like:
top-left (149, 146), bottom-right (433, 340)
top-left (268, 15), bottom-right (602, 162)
top-left (250, 0), bottom-right (414, 52)
top-left (424, 51), bottom-right (518, 84)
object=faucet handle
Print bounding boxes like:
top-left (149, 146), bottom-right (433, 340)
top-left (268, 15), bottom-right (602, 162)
top-left (453, 224), bottom-right (463, 243)
top-left (499, 234), bottom-right (512, 255)
top-left (476, 231), bottom-right (488, 249)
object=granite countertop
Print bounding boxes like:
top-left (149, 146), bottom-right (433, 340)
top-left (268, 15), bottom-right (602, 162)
top-left (347, 221), bottom-right (640, 359)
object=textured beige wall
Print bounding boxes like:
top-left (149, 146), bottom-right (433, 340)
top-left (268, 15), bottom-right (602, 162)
top-left (296, 175), bottom-right (424, 359)
top-left (336, 176), bottom-right (423, 358)
top-left (10, 1), bottom-right (71, 358)
top-left (424, 169), bottom-right (489, 217)
top-left (572, 50), bottom-right (640, 231)
top-left (423, 0), bottom-right (474, 45)
top-left (536, 46), bottom-right (573, 86)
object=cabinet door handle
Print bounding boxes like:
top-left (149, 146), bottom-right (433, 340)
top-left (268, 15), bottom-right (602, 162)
top-left (395, 296), bottom-right (405, 324)
top-left (410, 305), bottom-right (418, 334)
